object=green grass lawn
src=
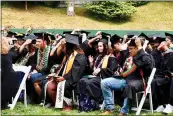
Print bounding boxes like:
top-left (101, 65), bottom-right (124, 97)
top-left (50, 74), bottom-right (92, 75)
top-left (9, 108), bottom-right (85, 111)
top-left (1, 102), bottom-right (173, 115)
top-left (2, 1), bottom-right (173, 30)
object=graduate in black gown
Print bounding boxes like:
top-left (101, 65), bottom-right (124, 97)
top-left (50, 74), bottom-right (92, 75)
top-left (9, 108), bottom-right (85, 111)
top-left (148, 34), bottom-right (165, 74)
top-left (1, 37), bottom-right (20, 109)
top-left (46, 34), bottom-right (87, 110)
top-left (78, 37), bottom-right (118, 112)
top-left (151, 41), bottom-right (173, 114)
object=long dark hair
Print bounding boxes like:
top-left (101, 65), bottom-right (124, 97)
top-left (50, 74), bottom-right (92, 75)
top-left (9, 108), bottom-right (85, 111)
top-left (97, 42), bottom-right (109, 56)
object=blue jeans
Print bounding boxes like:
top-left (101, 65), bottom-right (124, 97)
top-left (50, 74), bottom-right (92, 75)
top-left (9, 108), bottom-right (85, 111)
top-left (30, 73), bottom-right (42, 83)
top-left (101, 77), bottom-right (129, 114)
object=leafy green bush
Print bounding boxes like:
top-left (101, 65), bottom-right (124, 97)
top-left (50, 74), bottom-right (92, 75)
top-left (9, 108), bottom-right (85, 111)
top-left (85, 1), bottom-right (136, 20)
top-left (126, 1), bottom-right (149, 7)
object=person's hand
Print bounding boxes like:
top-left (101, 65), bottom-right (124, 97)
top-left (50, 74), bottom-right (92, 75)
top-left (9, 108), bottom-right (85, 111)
top-left (123, 35), bottom-right (128, 43)
top-left (93, 68), bottom-right (101, 76)
top-left (60, 38), bottom-right (66, 45)
top-left (95, 34), bottom-right (102, 40)
top-left (135, 37), bottom-right (142, 50)
top-left (88, 55), bottom-right (94, 63)
top-left (24, 39), bottom-right (32, 45)
top-left (95, 31), bottom-right (102, 36)
top-left (55, 76), bottom-right (65, 82)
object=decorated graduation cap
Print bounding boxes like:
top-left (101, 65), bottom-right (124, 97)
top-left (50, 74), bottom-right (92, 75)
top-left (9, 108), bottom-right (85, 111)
top-left (110, 34), bottom-right (122, 44)
top-left (148, 33), bottom-right (165, 43)
top-left (165, 32), bottom-right (173, 42)
top-left (65, 34), bottom-right (80, 45)
top-left (6, 31), bottom-right (17, 37)
top-left (14, 33), bottom-right (25, 40)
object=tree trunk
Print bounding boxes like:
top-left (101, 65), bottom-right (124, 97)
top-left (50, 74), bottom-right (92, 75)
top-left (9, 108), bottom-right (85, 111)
top-left (67, 1), bottom-right (75, 16)
top-left (25, 1), bottom-right (28, 10)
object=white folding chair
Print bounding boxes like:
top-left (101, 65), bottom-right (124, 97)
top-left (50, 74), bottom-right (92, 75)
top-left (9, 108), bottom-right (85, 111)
top-left (131, 68), bottom-right (156, 115)
top-left (8, 65), bottom-right (31, 110)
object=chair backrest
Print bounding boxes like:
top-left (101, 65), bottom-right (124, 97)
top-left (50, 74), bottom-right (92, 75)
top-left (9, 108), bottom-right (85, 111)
top-left (13, 65), bottom-right (31, 74)
top-left (147, 68), bottom-right (156, 86)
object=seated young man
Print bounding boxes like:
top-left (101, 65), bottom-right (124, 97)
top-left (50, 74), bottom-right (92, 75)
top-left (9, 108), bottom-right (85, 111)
top-left (151, 41), bottom-right (173, 114)
top-left (101, 37), bottom-right (154, 116)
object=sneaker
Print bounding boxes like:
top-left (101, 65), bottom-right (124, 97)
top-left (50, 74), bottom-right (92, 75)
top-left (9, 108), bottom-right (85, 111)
top-left (39, 102), bottom-right (44, 106)
top-left (163, 104), bottom-right (173, 114)
top-left (45, 103), bottom-right (52, 108)
top-left (155, 105), bottom-right (165, 112)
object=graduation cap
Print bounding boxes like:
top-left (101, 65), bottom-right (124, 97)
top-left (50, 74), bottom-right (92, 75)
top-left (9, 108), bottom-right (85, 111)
top-left (63, 31), bottom-right (73, 35)
top-left (6, 31), bottom-right (17, 37)
top-left (14, 33), bottom-right (25, 40)
top-left (23, 34), bottom-right (38, 44)
top-left (34, 32), bottom-right (52, 44)
top-left (126, 32), bottom-right (140, 39)
top-left (46, 32), bottom-right (56, 41)
top-left (65, 34), bottom-right (80, 45)
top-left (110, 34), bottom-right (122, 44)
top-left (128, 39), bottom-right (136, 47)
top-left (165, 32), bottom-right (173, 42)
top-left (148, 33), bottom-right (165, 43)
top-left (139, 33), bottom-right (149, 40)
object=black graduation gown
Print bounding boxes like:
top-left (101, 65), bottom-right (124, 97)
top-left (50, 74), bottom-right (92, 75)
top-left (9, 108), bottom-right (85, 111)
top-left (151, 50), bottom-right (173, 107)
top-left (63, 54), bottom-right (88, 98)
top-left (9, 47), bottom-right (28, 64)
top-left (78, 56), bottom-right (118, 101)
top-left (123, 49), bottom-right (154, 101)
top-left (1, 54), bottom-right (19, 108)
top-left (151, 49), bottom-right (162, 74)
top-left (80, 40), bottom-right (97, 58)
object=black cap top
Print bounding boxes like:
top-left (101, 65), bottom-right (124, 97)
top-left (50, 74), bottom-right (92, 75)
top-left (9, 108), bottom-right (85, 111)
top-left (63, 31), bottom-right (73, 35)
top-left (139, 32), bottom-right (149, 40)
top-left (34, 32), bottom-right (52, 44)
top-left (6, 31), bottom-right (17, 37)
top-left (165, 32), bottom-right (173, 41)
top-left (148, 33), bottom-right (165, 43)
top-left (128, 39), bottom-right (136, 47)
top-left (65, 34), bottom-right (80, 45)
top-left (126, 32), bottom-right (140, 38)
top-left (23, 34), bottom-right (37, 40)
top-left (110, 34), bottom-right (122, 44)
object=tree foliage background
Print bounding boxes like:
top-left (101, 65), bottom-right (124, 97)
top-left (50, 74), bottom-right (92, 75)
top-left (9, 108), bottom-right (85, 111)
top-left (84, 1), bottom-right (149, 21)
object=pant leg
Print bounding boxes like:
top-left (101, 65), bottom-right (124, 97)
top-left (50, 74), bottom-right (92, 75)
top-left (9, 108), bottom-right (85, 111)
top-left (30, 73), bottom-right (42, 83)
top-left (101, 77), bottom-right (126, 111)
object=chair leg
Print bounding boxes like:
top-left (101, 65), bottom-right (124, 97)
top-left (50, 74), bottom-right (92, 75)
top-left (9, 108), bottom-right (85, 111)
top-left (136, 93), bottom-right (139, 108)
top-left (24, 83), bottom-right (27, 107)
top-left (112, 91), bottom-right (114, 104)
top-left (149, 88), bottom-right (153, 114)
